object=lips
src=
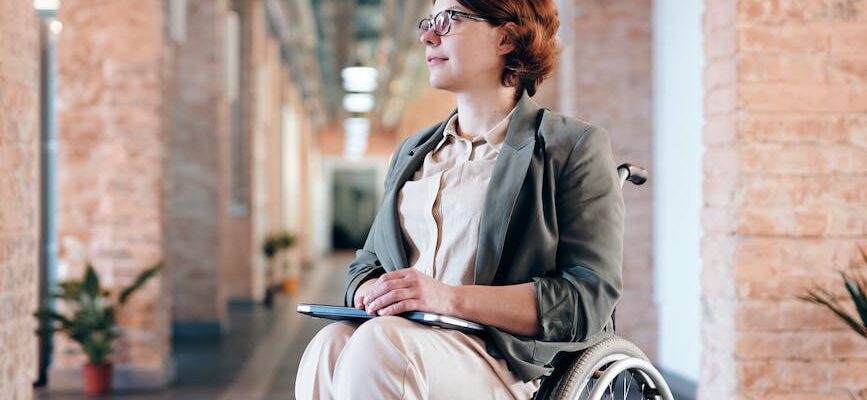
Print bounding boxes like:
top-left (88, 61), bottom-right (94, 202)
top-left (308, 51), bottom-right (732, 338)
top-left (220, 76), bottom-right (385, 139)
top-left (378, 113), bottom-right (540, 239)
top-left (426, 56), bottom-right (448, 65)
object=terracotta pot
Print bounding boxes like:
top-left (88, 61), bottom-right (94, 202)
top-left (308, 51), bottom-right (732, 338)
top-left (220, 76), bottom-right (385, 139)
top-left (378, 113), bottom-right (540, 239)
top-left (282, 278), bottom-right (298, 294)
top-left (83, 363), bottom-right (112, 396)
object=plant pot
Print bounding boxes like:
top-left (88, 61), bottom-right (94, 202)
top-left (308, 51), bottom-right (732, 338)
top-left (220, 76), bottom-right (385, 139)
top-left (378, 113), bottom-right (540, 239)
top-left (83, 363), bottom-right (112, 396)
top-left (282, 278), bottom-right (298, 294)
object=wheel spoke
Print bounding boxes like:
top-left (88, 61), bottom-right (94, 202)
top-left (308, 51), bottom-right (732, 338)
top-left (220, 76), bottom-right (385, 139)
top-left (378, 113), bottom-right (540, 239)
top-left (623, 372), bottom-right (628, 398)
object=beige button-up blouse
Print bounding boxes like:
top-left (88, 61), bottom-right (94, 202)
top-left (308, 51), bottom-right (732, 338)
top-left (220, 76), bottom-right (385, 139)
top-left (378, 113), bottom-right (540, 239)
top-left (397, 108), bottom-right (515, 286)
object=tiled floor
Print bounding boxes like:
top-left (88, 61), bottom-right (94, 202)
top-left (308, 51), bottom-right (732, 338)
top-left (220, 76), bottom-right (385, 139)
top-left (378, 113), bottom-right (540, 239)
top-left (36, 252), bottom-right (354, 400)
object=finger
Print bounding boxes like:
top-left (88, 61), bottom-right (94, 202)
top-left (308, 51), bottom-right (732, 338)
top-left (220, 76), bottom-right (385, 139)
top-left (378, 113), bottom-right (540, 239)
top-left (366, 288), bottom-right (415, 314)
top-left (363, 278), bottom-right (414, 307)
top-left (378, 299), bottom-right (421, 316)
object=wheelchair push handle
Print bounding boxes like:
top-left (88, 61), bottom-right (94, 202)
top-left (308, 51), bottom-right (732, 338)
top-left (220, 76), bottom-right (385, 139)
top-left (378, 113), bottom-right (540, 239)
top-left (617, 163), bottom-right (647, 186)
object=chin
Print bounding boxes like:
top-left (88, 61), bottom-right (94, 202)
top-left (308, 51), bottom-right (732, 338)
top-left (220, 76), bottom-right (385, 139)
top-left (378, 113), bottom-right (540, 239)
top-left (428, 75), bottom-right (456, 92)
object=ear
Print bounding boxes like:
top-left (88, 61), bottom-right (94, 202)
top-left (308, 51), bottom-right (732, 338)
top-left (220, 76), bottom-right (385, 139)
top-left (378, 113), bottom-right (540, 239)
top-left (496, 22), bottom-right (517, 56)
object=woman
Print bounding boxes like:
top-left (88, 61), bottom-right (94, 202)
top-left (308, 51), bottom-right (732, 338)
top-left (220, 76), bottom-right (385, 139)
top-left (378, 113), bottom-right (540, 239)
top-left (296, 0), bottom-right (624, 398)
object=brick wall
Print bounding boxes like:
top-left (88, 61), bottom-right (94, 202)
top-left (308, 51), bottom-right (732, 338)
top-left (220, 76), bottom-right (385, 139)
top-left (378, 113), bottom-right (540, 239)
top-left (702, 0), bottom-right (867, 397)
top-left (556, 0), bottom-right (657, 359)
top-left (0, 1), bottom-right (40, 398)
top-left (220, 0), bottom-right (261, 302)
top-left (166, 0), bottom-right (227, 326)
top-left (53, 0), bottom-right (172, 388)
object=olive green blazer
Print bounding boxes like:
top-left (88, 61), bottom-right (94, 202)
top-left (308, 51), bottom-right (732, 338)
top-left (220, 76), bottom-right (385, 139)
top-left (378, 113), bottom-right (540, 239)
top-left (343, 93), bottom-right (625, 382)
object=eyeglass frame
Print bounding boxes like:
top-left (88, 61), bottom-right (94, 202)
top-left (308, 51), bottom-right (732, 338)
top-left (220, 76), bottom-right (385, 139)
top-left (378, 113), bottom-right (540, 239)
top-left (418, 9), bottom-right (502, 37)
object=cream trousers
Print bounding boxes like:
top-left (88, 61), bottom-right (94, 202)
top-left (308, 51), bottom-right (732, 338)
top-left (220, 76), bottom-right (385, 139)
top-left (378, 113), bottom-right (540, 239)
top-left (295, 316), bottom-right (540, 399)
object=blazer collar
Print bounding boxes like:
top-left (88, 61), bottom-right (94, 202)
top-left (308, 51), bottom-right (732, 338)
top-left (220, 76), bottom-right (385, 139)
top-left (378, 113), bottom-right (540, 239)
top-left (381, 92), bottom-right (544, 282)
top-left (407, 92), bottom-right (541, 155)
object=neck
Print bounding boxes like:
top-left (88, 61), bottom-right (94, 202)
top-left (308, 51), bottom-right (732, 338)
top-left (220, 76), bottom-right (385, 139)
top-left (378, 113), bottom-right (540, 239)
top-left (454, 86), bottom-right (518, 139)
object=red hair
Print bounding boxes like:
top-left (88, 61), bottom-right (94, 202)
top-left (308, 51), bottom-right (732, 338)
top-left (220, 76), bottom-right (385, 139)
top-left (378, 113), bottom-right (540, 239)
top-left (445, 0), bottom-right (561, 100)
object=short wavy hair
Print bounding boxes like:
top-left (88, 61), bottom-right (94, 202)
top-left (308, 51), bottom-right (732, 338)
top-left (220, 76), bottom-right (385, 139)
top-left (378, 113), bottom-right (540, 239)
top-left (438, 0), bottom-right (561, 100)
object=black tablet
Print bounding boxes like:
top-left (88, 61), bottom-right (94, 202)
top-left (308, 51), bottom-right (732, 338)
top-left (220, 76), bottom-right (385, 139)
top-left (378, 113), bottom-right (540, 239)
top-left (296, 304), bottom-right (485, 333)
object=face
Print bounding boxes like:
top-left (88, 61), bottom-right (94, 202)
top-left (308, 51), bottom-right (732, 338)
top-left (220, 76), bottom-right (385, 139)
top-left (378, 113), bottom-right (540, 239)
top-left (420, 0), bottom-right (513, 93)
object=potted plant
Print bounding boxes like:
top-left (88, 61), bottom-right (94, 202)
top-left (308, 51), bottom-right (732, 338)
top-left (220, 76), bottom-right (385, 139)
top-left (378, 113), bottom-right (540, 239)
top-left (262, 232), bottom-right (296, 306)
top-left (33, 262), bottom-right (162, 396)
top-left (799, 246), bottom-right (867, 340)
top-left (276, 232), bottom-right (297, 294)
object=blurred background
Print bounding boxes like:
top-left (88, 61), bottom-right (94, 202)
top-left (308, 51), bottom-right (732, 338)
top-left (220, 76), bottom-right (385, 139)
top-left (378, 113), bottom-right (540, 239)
top-left (0, 0), bottom-right (865, 399)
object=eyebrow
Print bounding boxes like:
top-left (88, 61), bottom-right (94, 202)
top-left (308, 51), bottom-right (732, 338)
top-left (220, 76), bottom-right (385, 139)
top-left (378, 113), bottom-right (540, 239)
top-left (430, 5), bottom-right (468, 15)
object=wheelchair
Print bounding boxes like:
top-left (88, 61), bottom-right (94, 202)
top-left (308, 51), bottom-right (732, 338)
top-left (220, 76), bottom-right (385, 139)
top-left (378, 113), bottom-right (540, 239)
top-left (532, 164), bottom-right (674, 400)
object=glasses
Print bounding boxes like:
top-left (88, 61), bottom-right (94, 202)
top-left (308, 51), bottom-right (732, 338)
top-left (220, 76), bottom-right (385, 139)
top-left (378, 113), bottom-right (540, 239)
top-left (418, 9), bottom-right (498, 37)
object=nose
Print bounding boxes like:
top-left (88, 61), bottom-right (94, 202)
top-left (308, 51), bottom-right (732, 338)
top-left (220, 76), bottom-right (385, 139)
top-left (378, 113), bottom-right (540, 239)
top-left (420, 29), bottom-right (440, 47)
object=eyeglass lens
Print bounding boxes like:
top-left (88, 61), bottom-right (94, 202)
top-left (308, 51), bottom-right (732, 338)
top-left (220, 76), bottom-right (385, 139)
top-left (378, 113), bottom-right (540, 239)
top-left (419, 11), bottom-right (451, 36)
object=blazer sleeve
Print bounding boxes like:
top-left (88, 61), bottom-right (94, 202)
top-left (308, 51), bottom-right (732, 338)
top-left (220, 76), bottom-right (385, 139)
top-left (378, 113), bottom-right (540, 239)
top-left (343, 139), bottom-right (408, 307)
top-left (532, 125), bottom-right (625, 342)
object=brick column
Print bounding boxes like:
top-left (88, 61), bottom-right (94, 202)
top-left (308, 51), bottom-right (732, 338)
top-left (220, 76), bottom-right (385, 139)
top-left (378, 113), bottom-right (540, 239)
top-left (0, 1), bottom-right (40, 398)
top-left (166, 0), bottom-right (229, 336)
top-left (702, 0), bottom-right (867, 397)
top-left (52, 0), bottom-right (172, 389)
top-left (220, 0), bottom-right (263, 303)
top-left (557, 0), bottom-right (657, 358)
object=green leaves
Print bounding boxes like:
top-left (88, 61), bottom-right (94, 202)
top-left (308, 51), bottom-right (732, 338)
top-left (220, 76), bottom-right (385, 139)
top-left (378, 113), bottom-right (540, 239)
top-left (119, 262), bottom-right (162, 306)
top-left (82, 263), bottom-right (100, 298)
top-left (799, 247), bottom-right (867, 340)
top-left (262, 232), bottom-right (295, 259)
top-left (32, 261), bottom-right (162, 365)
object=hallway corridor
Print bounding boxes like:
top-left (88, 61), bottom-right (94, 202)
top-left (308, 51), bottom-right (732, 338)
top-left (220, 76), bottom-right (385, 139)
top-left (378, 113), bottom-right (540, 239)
top-left (36, 253), bottom-right (354, 400)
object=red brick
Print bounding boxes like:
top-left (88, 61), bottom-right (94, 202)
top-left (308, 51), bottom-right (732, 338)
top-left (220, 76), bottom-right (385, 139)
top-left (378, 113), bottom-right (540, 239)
top-left (829, 54), bottom-right (867, 83)
top-left (739, 143), bottom-right (867, 174)
top-left (165, 0), bottom-right (226, 323)
top-left (737, 25), bottom-right (830, 53)
top-left (0, 0), bottom-right (40, 397)
top-left (830, 23), bottom-right (867, 53)
top-left (705, 23), bottom-right (738, 60)
top-left (737, 205), bottom-right (866, 236)
top-left (738, 83), bottom-right (866, 113)
top-left (705, 0), bottom-right (867, 389)
top-left (739, 360), bottom-right (778, 389)
top-left (780, 360), bottom-right (831, 390)
top-left (737, 53), bottom-right (828, 83)
top-left (558, 0), bottom-right (656, 359)
top-left (704, 86), bottom-right (738, 116)
top-left (705, 0), bottom-right (737, 32)
top-left (706, 61), bottom-right (738, 101)
top-left (739, 113), bottom-right (855, 144)
top-left (703, 170), bottom-right (738, 207)
top-left (737, 0), bottom-right (831, 22)
top-left (53, 0), bottom-right (172, 388)
top-left (740, 176), bottom-right (867, 206)
top-left (737, 300), bottom-right (853, 331)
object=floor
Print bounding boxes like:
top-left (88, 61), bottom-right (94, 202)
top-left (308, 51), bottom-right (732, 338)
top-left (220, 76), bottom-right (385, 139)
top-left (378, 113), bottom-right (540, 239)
top-left (36, 252), bottom-right (353, 400)
top-left (35, 251), bottom-right (696, 400)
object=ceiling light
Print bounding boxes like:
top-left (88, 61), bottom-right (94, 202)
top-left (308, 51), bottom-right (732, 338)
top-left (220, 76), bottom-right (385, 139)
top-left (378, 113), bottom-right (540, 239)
top-left (33, 0), bottom-right (60, 11)
top-left (341, 66), bottom-right (378, 93)
top-left (343, 93), bottom-right (374, 113)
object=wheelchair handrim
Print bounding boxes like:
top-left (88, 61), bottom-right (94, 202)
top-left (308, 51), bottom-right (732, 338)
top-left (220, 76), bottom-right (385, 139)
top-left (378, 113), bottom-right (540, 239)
top-left (576, 353), bottom-right (672, 400)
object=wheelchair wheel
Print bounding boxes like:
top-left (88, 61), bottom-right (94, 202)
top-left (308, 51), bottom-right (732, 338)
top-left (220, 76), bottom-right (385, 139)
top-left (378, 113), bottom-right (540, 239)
top-left (547, 336), bottom-right (674, 400)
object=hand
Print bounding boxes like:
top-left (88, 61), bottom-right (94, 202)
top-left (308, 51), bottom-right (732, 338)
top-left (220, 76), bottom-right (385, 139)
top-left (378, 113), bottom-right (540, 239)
top-left (362, 268), bottom-right (456, 316)
top-left (353, 279), bottom-right (377, 310)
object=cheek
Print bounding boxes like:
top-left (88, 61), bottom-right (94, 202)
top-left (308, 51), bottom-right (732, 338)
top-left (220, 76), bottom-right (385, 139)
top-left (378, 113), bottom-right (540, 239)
top-left (452, 42), bottom-right (496, 69)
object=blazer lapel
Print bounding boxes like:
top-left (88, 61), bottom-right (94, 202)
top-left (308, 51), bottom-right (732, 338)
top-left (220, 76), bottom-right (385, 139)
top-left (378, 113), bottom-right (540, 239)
top-left (376, 94), bottom-right (542, 283)
top-left (378, 111), bottom-right (456, 269)
top-left (474, 94), bottom-right (542, 285)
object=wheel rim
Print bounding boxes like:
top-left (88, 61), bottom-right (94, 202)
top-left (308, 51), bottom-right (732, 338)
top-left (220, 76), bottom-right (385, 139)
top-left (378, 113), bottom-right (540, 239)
top-left (574, 354), bottom-right (668, 400)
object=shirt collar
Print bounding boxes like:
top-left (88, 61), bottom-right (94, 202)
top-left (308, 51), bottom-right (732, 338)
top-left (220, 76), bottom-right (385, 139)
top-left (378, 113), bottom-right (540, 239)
top-left (436, 106), bottom-right (516, 152)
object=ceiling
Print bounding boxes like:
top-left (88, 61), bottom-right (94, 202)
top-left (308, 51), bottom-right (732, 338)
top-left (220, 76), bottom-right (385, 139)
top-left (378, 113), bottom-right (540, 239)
top-left (266, 0), bottom-right (430, 133)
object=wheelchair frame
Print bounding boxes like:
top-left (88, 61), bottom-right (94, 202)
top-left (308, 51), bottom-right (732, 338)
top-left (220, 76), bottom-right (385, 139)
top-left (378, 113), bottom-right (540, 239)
top-left (531, 164), bottom-right (674, 400)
